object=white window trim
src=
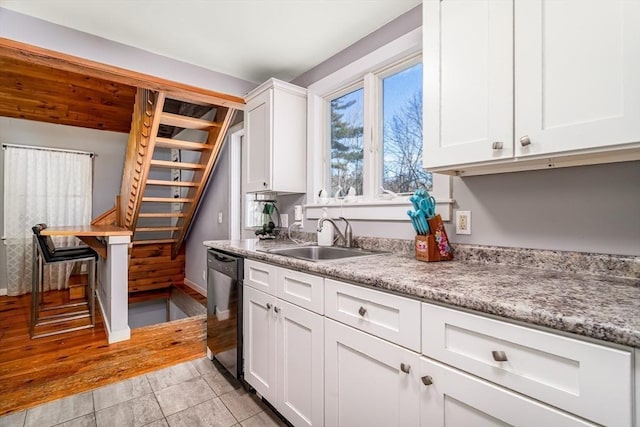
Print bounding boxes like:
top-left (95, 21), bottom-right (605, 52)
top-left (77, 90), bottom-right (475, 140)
top-left (305, 26), bottom-right (452, 221)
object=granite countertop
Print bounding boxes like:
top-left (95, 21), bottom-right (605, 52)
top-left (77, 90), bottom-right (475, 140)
top-left (204, 239), bottom-right (640, 348)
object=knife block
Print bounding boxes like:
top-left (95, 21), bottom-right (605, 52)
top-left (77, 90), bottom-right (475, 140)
top-left (415, 215), bottom-right (454, 262)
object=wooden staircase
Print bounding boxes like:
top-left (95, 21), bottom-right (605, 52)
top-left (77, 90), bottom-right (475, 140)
top-left (112, 88), bottom-right (240, 298)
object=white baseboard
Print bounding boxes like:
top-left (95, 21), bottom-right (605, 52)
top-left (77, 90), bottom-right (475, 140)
top-left (184, 278), bottom-right (206, 297)
top-left (96, 291), bottom-right (131, 344)
top-left (0, 288), bottom-right (7, 296)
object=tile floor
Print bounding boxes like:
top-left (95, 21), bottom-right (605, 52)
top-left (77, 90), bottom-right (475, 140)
top-left (0, 358), bottom-right (286, 427)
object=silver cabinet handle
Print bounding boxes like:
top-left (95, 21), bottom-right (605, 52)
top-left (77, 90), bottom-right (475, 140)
top-left (266, 303), bottom-right (272, 310)
top-left (358, 306), bottom-right (367, 316)
top-left (274, 306), bottom-right (280, 313)
top-left (421, 375), bottom-right (433, 386)
top-left (492, 141), bottom-right (503, 150)
top-left (519, 135), bottom-right (531, 147)
top-left (400, 363), bottom-right (411, 374)
top-left (492, 351), bottom-right (508, 362)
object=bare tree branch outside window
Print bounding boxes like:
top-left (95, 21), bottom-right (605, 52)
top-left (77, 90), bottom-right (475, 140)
top-left (383, 63), bottom-right (432, 193)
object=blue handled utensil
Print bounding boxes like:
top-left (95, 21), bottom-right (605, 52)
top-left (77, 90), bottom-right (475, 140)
top-left (416, 210), bottom-right (430, 234)
top-left (419, 195), bottom-right (436, 219)
top-left (407, 210), bottom-right (426, 235)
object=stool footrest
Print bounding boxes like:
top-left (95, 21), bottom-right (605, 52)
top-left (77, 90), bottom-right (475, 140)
top-left (37, 309), bottom-right (89, 322)
top-left (40, 301), bottom-right (87, 311)
top-left (31, 324), bottom-right (94, 339)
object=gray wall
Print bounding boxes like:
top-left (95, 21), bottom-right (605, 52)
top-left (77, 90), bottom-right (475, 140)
top-left (288, 4), bottom-right (640, 256)
top-left (0, 117), bottom-right (128, 293)
top-left (184, 137), bottom-right (232, 293)
top-left (0, 7), bottom-right (256, 98)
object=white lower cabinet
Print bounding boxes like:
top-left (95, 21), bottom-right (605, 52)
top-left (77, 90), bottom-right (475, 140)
top-left (324, 318), bottom-right (421, 427)
top-left (243, 285), bottom-right (324, 427)
top-left (243, 260), bottom-right (636, 427)
top-left (419, 357), bottom-right (596, 427)
top-left (244, 285), bottom-right (276, 398)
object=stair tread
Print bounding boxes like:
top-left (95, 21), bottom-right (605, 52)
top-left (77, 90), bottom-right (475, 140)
top-left (146, 179), bottom-right (199, 187)
top-left (159, 112), bottom-right (221, 130)
top-left (142, 197), bottom-right (194, 203)
top-left (135, 226), bottom-right (181, 232)
top-left (150, 159), bottom-right (205, 170)
top-left (131, 239), bottom-right (178, 245)
top-left (155, 137), bottom-right (212, 151)
top-left (138, 212), bottom-right (186, 218)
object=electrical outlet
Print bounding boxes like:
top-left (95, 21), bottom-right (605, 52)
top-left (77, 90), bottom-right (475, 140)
top-left (294, 205), bottom-right (303, 221)
top-left (217, 211), bottom-right (223, 224)
top-left (280, 214), bottom-right (289, 228)
top-left (202, 269), bottom-right (206, 281)
top-left (456, 210), bottom-right (471, 235)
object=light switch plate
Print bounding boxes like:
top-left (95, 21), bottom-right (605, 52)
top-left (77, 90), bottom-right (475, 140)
top-left (455, 210), bottom-right (471, 235)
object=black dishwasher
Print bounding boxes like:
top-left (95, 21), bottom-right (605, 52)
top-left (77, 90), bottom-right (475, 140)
top-left (206, 248), bottom-right (243, 381)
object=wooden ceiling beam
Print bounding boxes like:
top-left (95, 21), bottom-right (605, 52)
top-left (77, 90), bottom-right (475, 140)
top-left (0, 37), bottom-right (245, 110)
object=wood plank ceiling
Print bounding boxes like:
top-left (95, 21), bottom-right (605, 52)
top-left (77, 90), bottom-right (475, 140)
top-left (0, 56), bottom-right (136, 133)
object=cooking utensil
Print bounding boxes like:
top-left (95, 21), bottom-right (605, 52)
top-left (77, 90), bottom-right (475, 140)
top-left (419, 195), bottom-right (436, 219)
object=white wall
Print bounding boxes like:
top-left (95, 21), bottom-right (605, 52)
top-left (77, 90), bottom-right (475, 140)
top-left (0, 117), bottom-right (128, 293)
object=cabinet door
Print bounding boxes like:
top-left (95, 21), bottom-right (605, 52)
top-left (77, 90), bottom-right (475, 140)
top-left (244, 88), bottom-right (272, 192)
top-left (515, 0), bottom-right (640, 157)
top-left (325, 319), bottom-right (420, 427)
top-left (423, 0), bottom-right (513, 169)
top-left (419, 357), bottom-right (597, 427)
top-left (243, 286), bottom-right (276, 400)
top-left (275, 300), bottom-right (324, 427)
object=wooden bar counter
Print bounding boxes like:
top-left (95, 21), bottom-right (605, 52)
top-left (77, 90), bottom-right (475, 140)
top-left (42, 224), bottom-right (133, 343)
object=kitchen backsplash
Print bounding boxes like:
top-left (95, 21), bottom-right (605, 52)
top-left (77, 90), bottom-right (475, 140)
top-left (281, 230), bottom-right (640, 280)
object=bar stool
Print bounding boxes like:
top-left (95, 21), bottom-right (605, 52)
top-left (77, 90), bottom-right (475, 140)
top-left (31, 224), bottom-right (98, 338)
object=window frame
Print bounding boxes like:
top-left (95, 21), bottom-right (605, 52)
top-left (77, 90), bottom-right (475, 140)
top-left (305, 27), bottom-right (452, 221)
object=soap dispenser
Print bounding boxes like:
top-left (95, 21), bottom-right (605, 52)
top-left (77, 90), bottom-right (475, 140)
top-left (317, 208), bottom-right (334, 247)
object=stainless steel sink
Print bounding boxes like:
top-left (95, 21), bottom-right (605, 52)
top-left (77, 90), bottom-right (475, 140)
top-left (264, 245), bottom-right (385, 262)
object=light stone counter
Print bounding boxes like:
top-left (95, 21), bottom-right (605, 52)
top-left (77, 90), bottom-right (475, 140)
top-left (204, 239), bottom-right (640, 348)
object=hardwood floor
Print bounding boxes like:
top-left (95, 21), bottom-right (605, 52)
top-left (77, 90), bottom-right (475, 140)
top-left (0, 288), bottom-right (206, 416)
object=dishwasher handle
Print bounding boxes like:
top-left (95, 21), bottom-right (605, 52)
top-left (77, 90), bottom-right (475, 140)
top-left (212, 253), bottom-right (236, 262)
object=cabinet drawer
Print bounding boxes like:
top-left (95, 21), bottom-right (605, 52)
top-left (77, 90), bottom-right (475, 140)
top-left (276, 268), bottom-right (323, 314)
top-left (422, 303), bottom-right (633, 426)
top-left (419, 357), bottom-right (597, 427)
top-left (244, 259), bottom-right (276, 295)
top-left (325, 279), bottom-right (421, 351)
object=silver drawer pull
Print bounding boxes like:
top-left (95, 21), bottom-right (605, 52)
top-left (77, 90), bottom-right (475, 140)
top-left (358, 306), bottom-right (367, 316)
top-left (492, 141), bottom-right (503, 150)
top-left (266, 303), bottom-right (272, 310)
top-left (492, 351), bottom-right (508, 362)
top-left (421, 375), bottom-right (433, 386)
top-left (519, 135), bottom-right (531, 147)
top-left (400, 363), bottom-right (411, 374)
top-left (274, 306), bottom-right (280, 313)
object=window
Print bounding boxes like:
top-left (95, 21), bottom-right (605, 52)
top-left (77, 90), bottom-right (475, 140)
top-left (381, 62), bottom-right (432, 194)
top-left (329, 86), bottom-right (364, 195)
top-left (306, 28), bottom-right (451, 221)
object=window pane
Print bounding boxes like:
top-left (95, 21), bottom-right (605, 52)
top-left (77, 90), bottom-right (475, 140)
top-left (330, 88), bottom-right (364, 195)
top-left (382, 62), bottom-right (432, 193)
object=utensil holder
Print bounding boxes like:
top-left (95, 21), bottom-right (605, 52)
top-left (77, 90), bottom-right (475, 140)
top-left (415, 214), bottom-right (454, 262)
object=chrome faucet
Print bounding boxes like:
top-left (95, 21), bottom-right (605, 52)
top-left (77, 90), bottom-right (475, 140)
top-left (317, 216), bottom-right (353, 248)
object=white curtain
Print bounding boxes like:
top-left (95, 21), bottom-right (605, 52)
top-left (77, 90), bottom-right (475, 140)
top-left (3, 146), bottom-right (92, 296)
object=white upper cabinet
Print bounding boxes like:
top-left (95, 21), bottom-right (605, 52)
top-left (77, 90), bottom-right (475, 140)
top-left (244, 78), bottom-right (307, 193)
top-left (423, 0), bottom-right (640, 175)
top-left (423, 0), bottom-right (514, 168)
top-left (515, 0), bottom-right (640, 157)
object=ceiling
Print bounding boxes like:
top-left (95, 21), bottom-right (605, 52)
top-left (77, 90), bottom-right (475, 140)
top-left (0, 0), bottom-right (421, 83)
top-left (0, 56), bottom-right (136, 132)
